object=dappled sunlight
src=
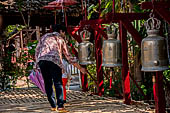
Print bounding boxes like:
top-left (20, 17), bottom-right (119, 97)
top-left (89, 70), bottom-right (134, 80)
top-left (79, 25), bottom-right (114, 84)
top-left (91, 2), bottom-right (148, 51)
top-left (0, 88), bottom-right (152, 113)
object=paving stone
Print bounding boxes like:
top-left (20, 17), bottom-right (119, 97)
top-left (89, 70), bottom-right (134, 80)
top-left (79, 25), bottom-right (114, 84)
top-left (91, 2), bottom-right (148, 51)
top-left (0, 88), bottom-right (154, 113)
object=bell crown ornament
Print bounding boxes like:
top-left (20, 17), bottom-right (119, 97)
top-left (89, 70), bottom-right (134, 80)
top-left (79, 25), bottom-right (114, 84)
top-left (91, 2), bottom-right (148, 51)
top-left (80, 26), bottom-right (91, 41)
top-left (106, 24), bottom-right (116, 39)
top-left (78, 26), bottom-right (94, 65)
top-left (144, 13), bottom-right (161, 36)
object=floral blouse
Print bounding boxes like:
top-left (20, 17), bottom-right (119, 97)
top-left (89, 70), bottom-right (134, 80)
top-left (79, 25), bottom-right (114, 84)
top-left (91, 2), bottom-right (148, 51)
top-left (35, 32), bottom-right (77, 70)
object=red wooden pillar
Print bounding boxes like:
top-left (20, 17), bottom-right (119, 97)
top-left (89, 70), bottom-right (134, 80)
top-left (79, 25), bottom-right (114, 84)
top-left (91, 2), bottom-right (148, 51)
top-left (81, 66), bottom-right (88, 92)
top-left (153, 72), bottom-right (166, 113)
top-left (95, 30), bottom-right (104, 96)
top-left (119, 21), bottom-right (131, 104)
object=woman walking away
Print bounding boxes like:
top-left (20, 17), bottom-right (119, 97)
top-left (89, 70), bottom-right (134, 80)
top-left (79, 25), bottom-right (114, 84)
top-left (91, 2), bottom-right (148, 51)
top-left (35, 24), bottom-right (87, 112)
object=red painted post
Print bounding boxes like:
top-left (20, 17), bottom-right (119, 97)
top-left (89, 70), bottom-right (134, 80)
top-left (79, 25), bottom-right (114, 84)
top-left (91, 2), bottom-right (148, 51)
top-left (156, 8), bottom-right (170, 25)
top-left (81, 66), bottom-right (88, 92)
top-left (153, 72), bottom-right (166, 113)
top-left (95, 30), bottom-right (104, 96)
top-left (112, 0), bottom-right (115, 13)
top-left (119, 21), bottom-right (131, 105)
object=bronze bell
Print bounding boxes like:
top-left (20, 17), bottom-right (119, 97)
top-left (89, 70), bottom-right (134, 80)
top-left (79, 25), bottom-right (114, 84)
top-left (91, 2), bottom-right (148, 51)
top-left (78, 29), bottom-right (94, 65)
top-left (102, 24), bottom-right (122, 67)
top-left (141, 14), bottom-right (169, 72)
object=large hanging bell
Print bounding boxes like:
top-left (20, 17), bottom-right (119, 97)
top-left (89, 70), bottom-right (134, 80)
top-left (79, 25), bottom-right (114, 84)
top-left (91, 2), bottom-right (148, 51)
top-left (141, 14), bottom-right (169, 72)
top-left (102, 24), bottom-right (122, 67)
top-left (78, 29), bottom-right (94, 65)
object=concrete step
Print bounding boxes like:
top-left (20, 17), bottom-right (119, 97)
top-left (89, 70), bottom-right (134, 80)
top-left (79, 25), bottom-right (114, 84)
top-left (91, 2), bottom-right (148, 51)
top-left (67, 85), bottom-right (81, 91)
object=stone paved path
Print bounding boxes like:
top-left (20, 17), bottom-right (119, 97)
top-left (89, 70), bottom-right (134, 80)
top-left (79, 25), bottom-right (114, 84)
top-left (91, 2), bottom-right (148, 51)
top-left (0, 88), bottom-right (154, 113)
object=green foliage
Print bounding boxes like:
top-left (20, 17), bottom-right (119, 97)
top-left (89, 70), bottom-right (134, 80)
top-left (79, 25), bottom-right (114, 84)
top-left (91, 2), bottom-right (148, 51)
top-left (130, 83), bottom-right (145, 100)
top-left (103, 67), bottom-right (122, 97)
top-left (0, 39), bottom-right (38, 90)
top-left (27, 40), bottom-right (38, 56)
top-left (6, 25), bottom-right (25, 38)
top-left (163, 66), bottom-right (170, 82)
top-left (87, 64), bottom-right (97, 92)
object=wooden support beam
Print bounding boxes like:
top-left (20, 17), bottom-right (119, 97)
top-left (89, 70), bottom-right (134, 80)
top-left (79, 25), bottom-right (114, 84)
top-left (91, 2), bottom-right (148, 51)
top-left (7, 31), bottom-right (20, 40)
top-left (119, 21), bottom-right (131, 105)
top-left (67, 42), bottom-right (78, 57)
top-left (106, 13), bottom-right (149, 22)
top-left (30, 30), bottom-right (36, 36)
top-left (141, 1), bottom-right (170, 9)
top-left (81, 65), bottom-right (88, 92)
top-left (153, 72), bottom-right (166, 113)
top-left (122, 20), bottom-right (142, 46)
top-left (91, 24), bottom-right (108, 39)
top-left (67, 29), bottom-right (82, 43)
top-left (95, 30), bottom-right (104, 96)
top-left (156, 8), bottom-right (170, 25)
top-left (20, 30), bottom-right (23, 49)
top-left (81, 13), bottom-right (149, 26)
top-left (36, 26), bottom-right (41, 41)
top-left (22, 29), bottom-right (36, 32)
top-left (80, 19), bottom-right (109, 26)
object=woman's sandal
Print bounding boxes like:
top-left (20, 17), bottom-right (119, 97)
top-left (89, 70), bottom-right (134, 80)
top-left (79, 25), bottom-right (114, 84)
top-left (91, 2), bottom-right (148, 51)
top-left (51, 108), bottom-right (57, 111)
top-left (57, 108), bottom-right (69, 112)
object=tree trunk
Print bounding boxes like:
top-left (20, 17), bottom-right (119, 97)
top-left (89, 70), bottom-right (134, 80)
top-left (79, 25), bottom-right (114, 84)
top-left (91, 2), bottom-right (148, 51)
top-left (134, 51), bottom-right (142, 83)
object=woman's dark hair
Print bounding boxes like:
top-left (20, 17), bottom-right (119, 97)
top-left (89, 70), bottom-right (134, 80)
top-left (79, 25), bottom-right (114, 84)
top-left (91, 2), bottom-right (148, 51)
top-left (52, 24), bottom-right (67, 33)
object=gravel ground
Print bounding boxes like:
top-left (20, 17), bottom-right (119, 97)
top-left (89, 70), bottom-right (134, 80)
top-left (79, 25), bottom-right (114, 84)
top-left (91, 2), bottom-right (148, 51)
top-left (0, 88), bottom-right (154, 113)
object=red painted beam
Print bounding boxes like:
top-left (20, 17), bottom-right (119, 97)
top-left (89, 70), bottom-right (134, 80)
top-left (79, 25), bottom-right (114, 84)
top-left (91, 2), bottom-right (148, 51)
top-left (67, 42), bottom-right (78, 57)
top-left (106, 13), bottom-right (149, 22)
top-left (122, 20), bottom-right (142, 46)
top-left (95, 30), bottom-right (104, 96)
top-left (154, 72), bottom-right (166, 113)
top-left (81, 66), bottom-right (88, 92)
top-left (80, 21), bottom-right (108, 39)
top-left (141, 1), bottom-right (170, 9)
top-left (81, 13), bottom-right (149, 26)
top-left (80, 19), bottom-right (113, 26)
top-left (156, 8), bottom-right (170, 25)
top-left (91, 24), bottom-right (108, 39)
top-left (112, 0), bottom-right (115, 13)
top-left (67, 27), bottom-right (82, 43)
top-left (119, 21), bottom-right (131, 105)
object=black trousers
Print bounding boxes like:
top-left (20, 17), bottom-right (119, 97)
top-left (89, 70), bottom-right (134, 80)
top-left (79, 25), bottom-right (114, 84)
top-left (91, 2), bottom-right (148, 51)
top-left (38, 60), bottom-right (64, 108)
